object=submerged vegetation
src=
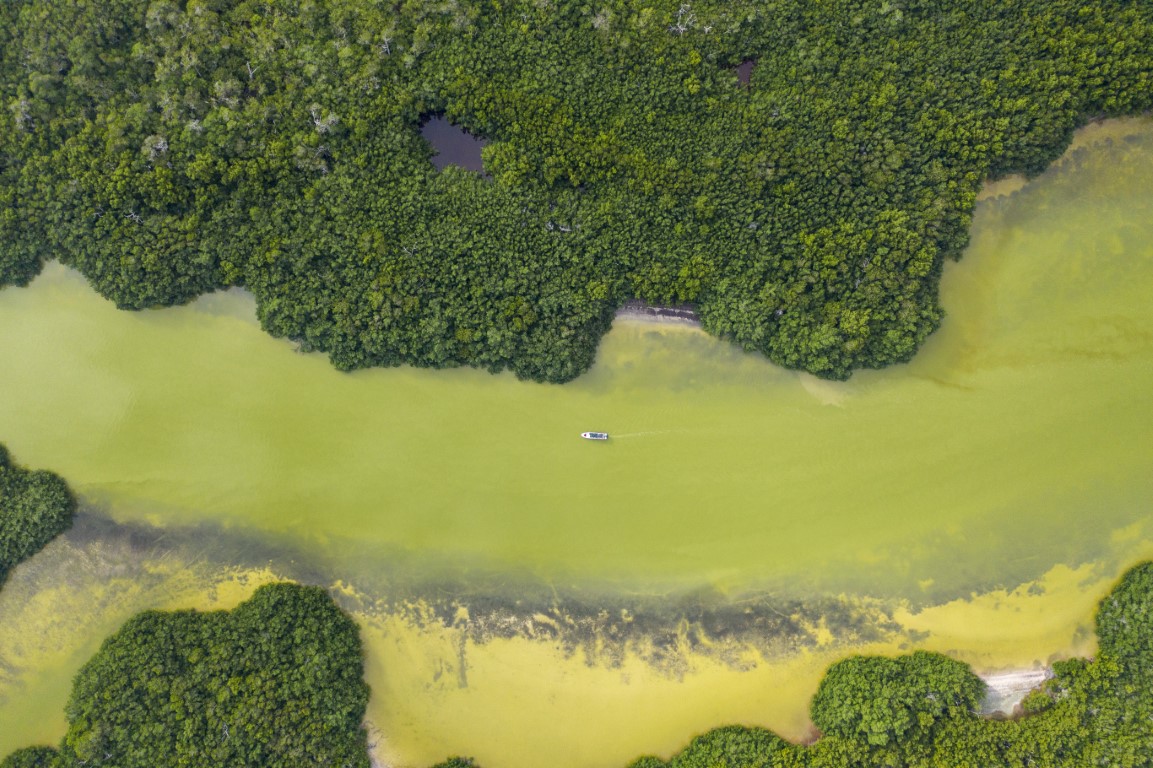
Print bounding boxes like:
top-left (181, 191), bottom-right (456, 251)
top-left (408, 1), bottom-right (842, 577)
top-left (0, 583), bottom-right (370, 768)
top-left (627, 566), bottom-right (1153, 768)
top-left (4, 563), bottom-right (1153, 767)
top-left (568, 564), bottom-right (1153, 767)
top-left (0, 443), bottom-right (74, 588)
top-left (1, 0), bottom-right (1150, 381)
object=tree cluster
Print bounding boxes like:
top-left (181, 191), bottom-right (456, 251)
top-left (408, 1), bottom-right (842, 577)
top-left (0, 443), bottom-right (75, 588)
top-left (0, 0), bottom-right (1149, 381)
top-left (627, 561), bottom-right (1153, 768)
top-left (1, 583), bottom-right (371, 768)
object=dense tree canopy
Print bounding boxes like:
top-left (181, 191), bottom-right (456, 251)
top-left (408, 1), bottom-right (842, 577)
top-left (1, 0), bottom-right (1150, 381)
top-left (809, 651), bottom-right (984, 748)
top-left (1096, 559), bottom-right (1153, 667)
top-left (0, 583), bottom-right (370, 768)
top-left (0, 748), bottom-right (57, 768)
top-left (0, 443), bottom-right (75, 587)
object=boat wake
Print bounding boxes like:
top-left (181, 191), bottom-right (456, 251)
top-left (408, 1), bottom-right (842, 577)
top-left (609, 430), bottom-right (676, 439)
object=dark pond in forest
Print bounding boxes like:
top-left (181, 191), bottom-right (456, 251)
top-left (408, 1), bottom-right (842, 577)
top-left (735, 59), bottom-right (756, 85)
top-left (421, 115), bottom-right (489, 172)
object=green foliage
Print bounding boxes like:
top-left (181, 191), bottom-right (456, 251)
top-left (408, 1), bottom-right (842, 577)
top-left (0, 747), bottom-right (59, 768)
top-left (39, 583), bottom-right (371, 767)
top-left (665, 726), bottom-right (800, 768)
top-left (1095, 561), bottom-right (1153, 665)
top-left (0, 443), bottom-right (75, 586)
top-left (810, 651), bottom-right (985, 747)
top-left (627, 758), bottom-right (668, 768)
top-left (2, 0), bottom-right (1151, 380)
top-left (1019, 688), bottom-right (1053, 715)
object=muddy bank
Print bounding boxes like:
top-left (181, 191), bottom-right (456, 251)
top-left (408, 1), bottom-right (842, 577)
top-left (614, 300), bottom-right (701, 326)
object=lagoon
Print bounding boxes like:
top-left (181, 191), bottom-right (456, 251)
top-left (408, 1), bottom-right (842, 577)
top-left (0, 119), bottom-right (1151, 766)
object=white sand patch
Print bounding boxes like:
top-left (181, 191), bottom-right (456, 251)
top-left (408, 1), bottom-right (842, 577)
top-left (979, 668), bottom-right (1053, 715)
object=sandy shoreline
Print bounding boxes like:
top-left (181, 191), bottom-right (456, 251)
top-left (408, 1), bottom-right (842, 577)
top-left (978, 668), bottom-right (1053, 715)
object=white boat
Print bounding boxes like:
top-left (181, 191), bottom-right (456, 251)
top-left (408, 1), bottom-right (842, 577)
top-left (580, 431), bottom-right (609, 440)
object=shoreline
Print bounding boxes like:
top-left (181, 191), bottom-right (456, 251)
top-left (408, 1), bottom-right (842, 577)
top-left (977, 114), bottom-right (1153, 201)
top-left (614, 300), bottom-right (702, 327)
top-left (978, 667), bottom-right (1054, 715)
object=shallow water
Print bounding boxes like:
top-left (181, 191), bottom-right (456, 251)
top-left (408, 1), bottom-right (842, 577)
top-left (0, 119), bottom-right (1151, 765)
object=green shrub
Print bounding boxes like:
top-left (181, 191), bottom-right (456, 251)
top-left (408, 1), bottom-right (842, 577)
top-left (0, 444), bottom-right (75, 586)
top-left (0, 747), bottom-right (59, 768)
top-left (49, 583), bottom-right (370, 767)
top-left (1096, 561), bottom-right (1153, 665)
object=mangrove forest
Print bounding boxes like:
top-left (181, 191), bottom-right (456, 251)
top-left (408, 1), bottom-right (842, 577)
top-left (1, 0), bottom-right (1151, 381)
top-left (0, 443), bottom-right (73, 588)
top-left (1, 583), bottom-right (371, 767)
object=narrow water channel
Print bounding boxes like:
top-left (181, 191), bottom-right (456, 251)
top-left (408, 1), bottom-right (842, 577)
top-left (0, 118), bottom-right (1151, 766)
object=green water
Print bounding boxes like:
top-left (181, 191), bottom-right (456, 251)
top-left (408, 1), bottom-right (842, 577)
top-left (1, 119), bottom-right (1152, 764)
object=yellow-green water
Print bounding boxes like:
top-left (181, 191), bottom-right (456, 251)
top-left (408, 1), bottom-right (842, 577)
top-left (0, 118), bottom-right (1151, 765)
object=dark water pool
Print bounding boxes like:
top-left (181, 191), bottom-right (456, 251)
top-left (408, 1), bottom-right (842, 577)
top-left (735, 60), bottom-right (756, 85)
top-left (421, 115), bottom-right (489, 172)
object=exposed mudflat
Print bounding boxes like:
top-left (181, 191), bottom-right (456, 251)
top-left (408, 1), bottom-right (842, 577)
top-left (614, 300), bottom-right (701, 326)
